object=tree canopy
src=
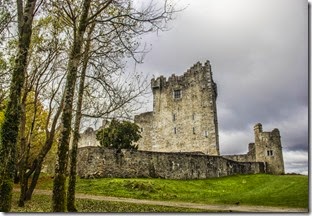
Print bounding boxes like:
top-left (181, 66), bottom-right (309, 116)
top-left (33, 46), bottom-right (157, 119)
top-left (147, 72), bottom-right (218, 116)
top-left (96, 119), bottom-right (141, 150)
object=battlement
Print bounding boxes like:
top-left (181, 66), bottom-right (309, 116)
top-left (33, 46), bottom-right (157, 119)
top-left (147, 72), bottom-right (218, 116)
top-left (151, 60), bottom-right (214, 90)
top-left (134, 111), bottom-right (153, 123)
top-left (254, 123), bottom-right (281, 139)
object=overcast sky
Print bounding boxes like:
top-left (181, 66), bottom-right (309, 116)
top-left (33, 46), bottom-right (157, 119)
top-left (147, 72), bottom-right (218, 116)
top-left (133, 0), bottom-right (309, 174)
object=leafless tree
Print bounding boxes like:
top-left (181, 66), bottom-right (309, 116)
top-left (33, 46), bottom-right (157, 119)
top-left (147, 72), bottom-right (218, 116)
top-left (51, 0), bottom-right (179, 212)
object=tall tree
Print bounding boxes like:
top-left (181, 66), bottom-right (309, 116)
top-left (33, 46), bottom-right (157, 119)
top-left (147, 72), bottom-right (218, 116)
top-left (66, 22), bottom-right (95, 212)
top-left (52, 0), bottom-right (98, 211)
top-left (52, 0), bottom-right (178, 211)
top-left (0, 0), bottom-right (37, 211)
top-left (16, 14), bottom-right (67, 206)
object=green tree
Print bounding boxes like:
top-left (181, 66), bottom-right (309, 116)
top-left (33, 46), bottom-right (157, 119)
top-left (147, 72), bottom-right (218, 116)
top-left (17, 91), bottom-right (50, 207)
top-left (96, 119), bottom-right (141, 150)
top-left (0, 0), bottom-right (38, 211)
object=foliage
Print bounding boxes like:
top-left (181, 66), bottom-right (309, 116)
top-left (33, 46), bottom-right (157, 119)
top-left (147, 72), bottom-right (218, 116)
top-left (96, 119), bottom-right (141, 150)
top-left (0, 0), bottom-right (177, 212)
top-left (22, 92), bottom-right (49, 166)
top-left (0, 109), bottom-right (3, 143)
top-left (0, 2), bottom-right (12, 39)
top-left (0, 100), bottom-right (5, 127)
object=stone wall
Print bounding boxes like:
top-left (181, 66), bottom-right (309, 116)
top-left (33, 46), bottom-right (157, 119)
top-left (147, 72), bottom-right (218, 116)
top-left (78, 127), bottom-right (100, 148)
top-left (77, 146), bottom-right (266, 179)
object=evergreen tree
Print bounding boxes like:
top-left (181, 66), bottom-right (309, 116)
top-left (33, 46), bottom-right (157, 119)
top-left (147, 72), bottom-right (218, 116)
top-left (96, 119), bottom-right (141, 150)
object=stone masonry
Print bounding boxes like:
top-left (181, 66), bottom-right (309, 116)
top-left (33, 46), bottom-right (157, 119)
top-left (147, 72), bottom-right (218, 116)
top-left (77, 147), bottom-right (266, 179)
top-left (223, 123), bottom-right (284, 174)
top-left (134, 61), bottom-right (219, 155)
top-left (78, 127), bottom-right (100, 148)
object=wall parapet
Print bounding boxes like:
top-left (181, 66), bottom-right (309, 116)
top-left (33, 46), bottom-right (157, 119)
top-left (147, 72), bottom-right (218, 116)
top-left (151, 61), bottom-right (215, 91)
top-left (77, 146), bottom-right (266, 179)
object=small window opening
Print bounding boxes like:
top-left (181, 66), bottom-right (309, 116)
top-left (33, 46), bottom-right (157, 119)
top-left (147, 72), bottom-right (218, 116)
top-left (173, 114), bottom-right (176, 121)
top-left (174, 127), bottom-right (177, 134)
top-left (173, 90), bottom-right (181, 99)
top-left (204, 131), bottom-right (208, 137)
top-left (192, 113), bottom-right (195, 120)
top-left (267, 150), bottom-right (273, 156)
top-left (141, 128), bottom-right (144, 132)
top-left (193, 127), bottom-right (195, 134)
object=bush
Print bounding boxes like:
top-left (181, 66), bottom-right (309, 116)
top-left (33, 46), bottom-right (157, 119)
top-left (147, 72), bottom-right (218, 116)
top-left (96, 119), bottom-right (141, 150)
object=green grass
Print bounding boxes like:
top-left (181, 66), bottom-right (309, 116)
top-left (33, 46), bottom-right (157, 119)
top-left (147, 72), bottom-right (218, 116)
top-left (29, 173), bottom-right (309, 208)
top-left (10, 193), bottom-right (211, 213)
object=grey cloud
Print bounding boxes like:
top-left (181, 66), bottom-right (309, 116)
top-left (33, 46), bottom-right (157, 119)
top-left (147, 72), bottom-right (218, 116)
top-left (134, 0), bottom-right (308, 173)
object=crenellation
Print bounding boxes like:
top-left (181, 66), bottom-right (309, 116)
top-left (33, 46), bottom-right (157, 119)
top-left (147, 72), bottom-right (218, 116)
top-left (151, 61), bottom-right (215, 92)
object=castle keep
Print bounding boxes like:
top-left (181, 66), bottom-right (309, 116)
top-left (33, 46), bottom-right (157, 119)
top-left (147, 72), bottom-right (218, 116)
top-left (77, 60), bottom-right (285, 178)
top-left (135, 61), bottom-right (219, 155)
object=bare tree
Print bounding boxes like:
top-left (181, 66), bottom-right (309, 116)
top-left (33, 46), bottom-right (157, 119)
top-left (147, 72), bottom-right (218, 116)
top-left (51, 0), bottom-right (98, 211)
top-left (19, 15), bottom-right (69, 202)
top-left (66, 21), bottom-right (95, 212)
top-left (16, 23), bottom-right (66, 206)
top-left (50, 0), bottom-right (178, 212)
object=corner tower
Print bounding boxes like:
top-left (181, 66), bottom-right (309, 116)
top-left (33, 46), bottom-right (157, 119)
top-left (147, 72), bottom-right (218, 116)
top-left (253, 123), bottom-right (284, 174)
top-left (136, 61), bottom-right (220, 155)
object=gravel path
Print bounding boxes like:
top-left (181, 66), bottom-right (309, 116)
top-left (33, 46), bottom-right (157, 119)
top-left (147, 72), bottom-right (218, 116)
top-left (28, 189), bottom-right (308, 213)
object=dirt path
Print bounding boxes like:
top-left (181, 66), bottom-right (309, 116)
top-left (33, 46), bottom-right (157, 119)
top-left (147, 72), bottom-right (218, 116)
top-left (21, 189), bottom-right (306, 213)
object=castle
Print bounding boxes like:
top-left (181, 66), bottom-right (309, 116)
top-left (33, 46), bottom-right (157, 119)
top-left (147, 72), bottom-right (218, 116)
top-left (77, 61), bottom-right (285, 178)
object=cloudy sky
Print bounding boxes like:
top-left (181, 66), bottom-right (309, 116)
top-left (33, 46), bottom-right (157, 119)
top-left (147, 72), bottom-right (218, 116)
top-left (133, 0), bottom-right (309, 174)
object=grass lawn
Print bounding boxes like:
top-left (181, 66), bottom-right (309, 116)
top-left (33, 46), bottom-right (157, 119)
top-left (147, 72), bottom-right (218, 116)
top-left (11, 192), bottom-right (211, 213)
top-left (29, 173), bottom-right (309, 209)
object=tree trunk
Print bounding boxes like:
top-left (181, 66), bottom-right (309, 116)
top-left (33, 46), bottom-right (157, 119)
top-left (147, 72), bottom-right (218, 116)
top-left (24, 93), bottom-right (64, 201)
top-left (67, 22), bottom-right (94, 212)
top-left (18, 92), bottom-right (28, 207)
top-left (0, 0), bottom-right (37, 212)
top-left (52, 0), bottom-right (91, 212)
top-left (19, 90), bottom-right (39, 206)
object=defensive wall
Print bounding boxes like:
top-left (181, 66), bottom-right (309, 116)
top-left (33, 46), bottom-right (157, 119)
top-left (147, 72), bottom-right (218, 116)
top-left (77, 146), bottom-right (266, 179)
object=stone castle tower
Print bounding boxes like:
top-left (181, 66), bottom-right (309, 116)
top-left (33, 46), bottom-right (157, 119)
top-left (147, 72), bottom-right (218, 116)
top-left (135, 61), bottom-right (220, 155)
top-left (252, 123), bottom-right (284, 174)
top-left (223, 123), bottom-right (285, 175)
